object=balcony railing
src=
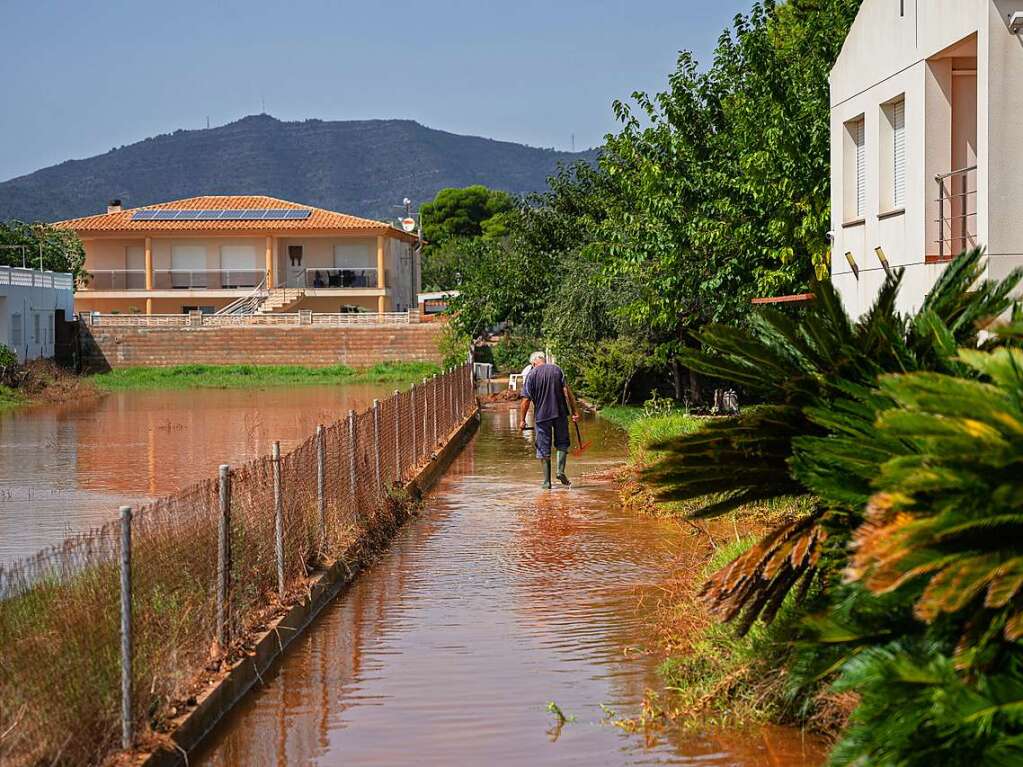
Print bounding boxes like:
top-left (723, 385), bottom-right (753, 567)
top-left (936, 165), bottom-right (977, 260)
top-left (303, 267), bottom-right (378, 289)
top-left (83, 270), bottom-right (266, 290)
top-left (0, 265), bottom-right (74, 290)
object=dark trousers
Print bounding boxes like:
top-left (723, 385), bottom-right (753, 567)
top-left (535, 416), bottom-right (570, 459)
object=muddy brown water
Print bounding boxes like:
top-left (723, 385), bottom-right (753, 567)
top-left (0, 384), bottom-right (393, 565)
top-left (193, 406), bottom-right (826, 767)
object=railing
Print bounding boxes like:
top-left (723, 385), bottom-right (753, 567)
top-left (215, 274), bottom-right (270, 315)
top-left (84, 310), bottom-right (420, 327)
top-left (0, 265), bottom-right (74, 290)
top-left (302, 267), bottom-right (379, 289)
top-left (81, 270), bottom-right (266, 290)
top-left (936, 165), bottom-right (977, 260)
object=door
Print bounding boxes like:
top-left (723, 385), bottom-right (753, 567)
top-left (287, 245), bottom-right (304, 287)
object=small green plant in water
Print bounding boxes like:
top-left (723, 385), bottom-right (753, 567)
top-left (546, 700), bottom-right (575, 724)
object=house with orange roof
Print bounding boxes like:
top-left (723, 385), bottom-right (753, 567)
top-left (56, 195), bottom-right (420, 316)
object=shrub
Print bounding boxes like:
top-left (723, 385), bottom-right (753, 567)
top-left (578, 338), bottom-right (649, 406)
top-left (0, 343), bottom-right (17, 369)
top-left (491, 332), bottom-right (540, 374)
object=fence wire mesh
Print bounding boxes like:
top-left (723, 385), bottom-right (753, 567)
top-left (0, 364), bottom-right (475, 767)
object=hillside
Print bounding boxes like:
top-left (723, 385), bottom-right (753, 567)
top-left (0, 114), bottom-right (596, 223)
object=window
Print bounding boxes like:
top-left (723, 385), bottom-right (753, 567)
top-left (171, 245), bottom-right (208, 288)
top-left (880, 97), bottom-right (906, 212)
top-left (10, 313), bottom-right (22, 348)
top-left (32, 313), bottom-right (40, 345)
top-left (125, 245), bottom-right (146, 289)
top-left (48, 313), bottom-right (55, 346)
top-left (843, 116), bottom-right (867, 221)
top-left (220, 245), bottom-right (260, 288)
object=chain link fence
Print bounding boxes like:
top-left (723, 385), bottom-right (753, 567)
top-left (0, 363), bottom-right (475, 767)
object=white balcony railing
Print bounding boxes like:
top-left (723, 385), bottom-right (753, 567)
top-left (0, 265), bottom-right (74, 290)
top-left (935, 165), bottom-right (977, 260)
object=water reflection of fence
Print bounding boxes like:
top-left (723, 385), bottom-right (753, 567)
top-left (0, 364), bottom-right (475, 766)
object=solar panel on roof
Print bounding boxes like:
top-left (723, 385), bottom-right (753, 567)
top-left (130, 208), bottom-right (314, 222)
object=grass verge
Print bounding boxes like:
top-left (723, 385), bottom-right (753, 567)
top-left (0, 383), bottom-right (26, 412)
top-left (91, 361), bottom-right (441, 391)
top-left (600, 406), bottom-right (845, 737)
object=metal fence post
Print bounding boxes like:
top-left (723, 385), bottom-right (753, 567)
top-left (422, 377), bottom-right (430, 455)
top-left (410, 384), bottom-right (418, 467)
top-left (393, 390), bottom-right (402, 482)
top-left (347, 409), bottom-right (357, 507)
top-left (372, 399), bottom-right (382, 494)
top-left (119, 505), bottom-right (134, 750)
top-left (432, 374), bottom-right (438, 446)
top-left (217, 465), bottom-right (231, 649)
top-left (316, 426), bottom-right (325, 553)
top-left (272, 441), bottom-right (285, 600)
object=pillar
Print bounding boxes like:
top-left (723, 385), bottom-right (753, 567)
top-left (376, 235), bottom-right (387, 314)
top-left (265, 236), bottom-right (274, 289)
top-left (144, 237), bottom-right (153, 290)
top-left (145, 297), bottom-right (153, 316)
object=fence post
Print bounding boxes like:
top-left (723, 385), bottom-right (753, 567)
top-left (410, 384), bottom-right (418, 467)
top-left (217, 465), bottom-right (231, 650)
top-left (432, 374), bottom-right (438, 446)
top-left (372, 399), bottom-right (382, 494)
top-left (347, 409), bottom-right (357, 506)
top-left (422, 377), bottom-right (430, 456)
top-left (316, 426), bottom-right (325, 554)
top-left (272, 441), bottom-right (285, 600)
top-left (393, 389), bottom-right (402, 482)
top-left (119, 505), bottom-right (134, 750)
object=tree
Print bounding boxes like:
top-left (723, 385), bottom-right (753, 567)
top-left (0, 220), bottom-right (86, 285)
top-left (420, 185), bottom-right (514, 246)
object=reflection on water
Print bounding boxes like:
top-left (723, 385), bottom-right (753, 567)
top-left (195, 409), bottom-right (826, 766)
top-left (0, 385), bottom-right (393, 565)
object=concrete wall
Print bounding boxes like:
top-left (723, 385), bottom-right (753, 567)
top-left (79, 322), bottom-right (445, 371)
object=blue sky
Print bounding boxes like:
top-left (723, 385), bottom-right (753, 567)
top-left (0, 0), bottom-right (754, 181)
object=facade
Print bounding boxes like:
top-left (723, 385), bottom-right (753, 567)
top-left (56, 196), bottom-right (420, 316)
top-left (0, 266), bottom-right (75, 363)
top-left (830, 0), bottom-right (1023, 318)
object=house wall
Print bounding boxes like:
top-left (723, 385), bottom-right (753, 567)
top-left (0, 277), bottom-right (75, 363)
top-left (829, 0), bottom-right (989, 318)
top-left (986, 0), bottom-right (1023, 283)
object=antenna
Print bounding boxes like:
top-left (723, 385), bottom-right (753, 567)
top-left (206, 116), bottom-right (210, 129)
top-left (571, 133), bottom-right (575, 152)
top-left (261, 95), bottom-right (266, 114)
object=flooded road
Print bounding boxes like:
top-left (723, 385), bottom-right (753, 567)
top-left (0, 384), bottom-right (393, 565)
top-left (195, 407), bottom-right (826, 766)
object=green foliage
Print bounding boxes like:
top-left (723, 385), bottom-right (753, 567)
top-left (0, 344), bottom-right (17, 370)
top-left (578, 338), bottom-right (650, 406)
top-left (0, 220), bottom-right (87, 285)
top-left (491, 332), bottom-right (540, 374)
top-left (439, 324), bottom-right (471, 369)
top-left (421, 185), bottom-right (515, 246)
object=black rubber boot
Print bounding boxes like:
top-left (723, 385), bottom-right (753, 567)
top-left (556, 450), bottom-right (571, 486)
top-left (542, 459), bottom-right (553, 489)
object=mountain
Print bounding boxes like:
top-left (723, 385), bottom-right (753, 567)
top-left (0, 114), bottom-right (597, 223)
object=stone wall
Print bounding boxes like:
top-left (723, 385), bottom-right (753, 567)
top-left (79, 322), bottom-right (445, 371)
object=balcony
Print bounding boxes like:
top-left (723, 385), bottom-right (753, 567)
top-left (83, 270), bottom-right (266, 290)
top-left (935, 165), bottom-right (977, 261)
top-left (302, 267), bottom-right (379, 289)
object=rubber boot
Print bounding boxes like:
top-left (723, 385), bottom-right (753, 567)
top-left (542, 459), bottom-right (553, 489)
top-left (556, 449), bottom-right (571, 486)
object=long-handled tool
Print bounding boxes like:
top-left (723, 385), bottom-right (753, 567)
top-left (572, 418), bottom-right (592, 456)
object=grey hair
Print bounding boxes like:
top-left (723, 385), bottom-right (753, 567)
top-left (529, 351), bottom-right (546, 364)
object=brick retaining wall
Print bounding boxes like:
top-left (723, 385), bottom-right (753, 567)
top-left (80, 321), bottom-right (445, 371)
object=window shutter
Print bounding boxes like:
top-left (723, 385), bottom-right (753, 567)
top-left (855, 118), bottom-right (866, 217)
top-left (892, 100), bottom-right (906, 208)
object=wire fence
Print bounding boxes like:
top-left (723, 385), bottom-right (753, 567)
top-left (0, 363), bottom-right (475, 767)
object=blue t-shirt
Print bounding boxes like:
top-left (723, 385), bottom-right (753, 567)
top-left (522, 363), bottom-right (568, 422)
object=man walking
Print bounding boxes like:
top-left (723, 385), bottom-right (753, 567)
top-left (518, 352), bottom-right (580, 489)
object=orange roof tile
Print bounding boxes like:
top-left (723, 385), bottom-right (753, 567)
top-left (54, 195), bottom-right (415, 239)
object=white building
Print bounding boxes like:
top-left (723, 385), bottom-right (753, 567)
top-left (830, 0), bottom-right (1023, 318)
top-left (0, 266), bottom-right (75, 363)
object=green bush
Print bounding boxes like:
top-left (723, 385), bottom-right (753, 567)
top-left (578, 338), bottom-right (649, 406)
top-left (0, 344), bottom-right (17, 369)
top-left (439, 324), bottom-right (472, 369)
top-left (491, 332), bottom-right (540, 374)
